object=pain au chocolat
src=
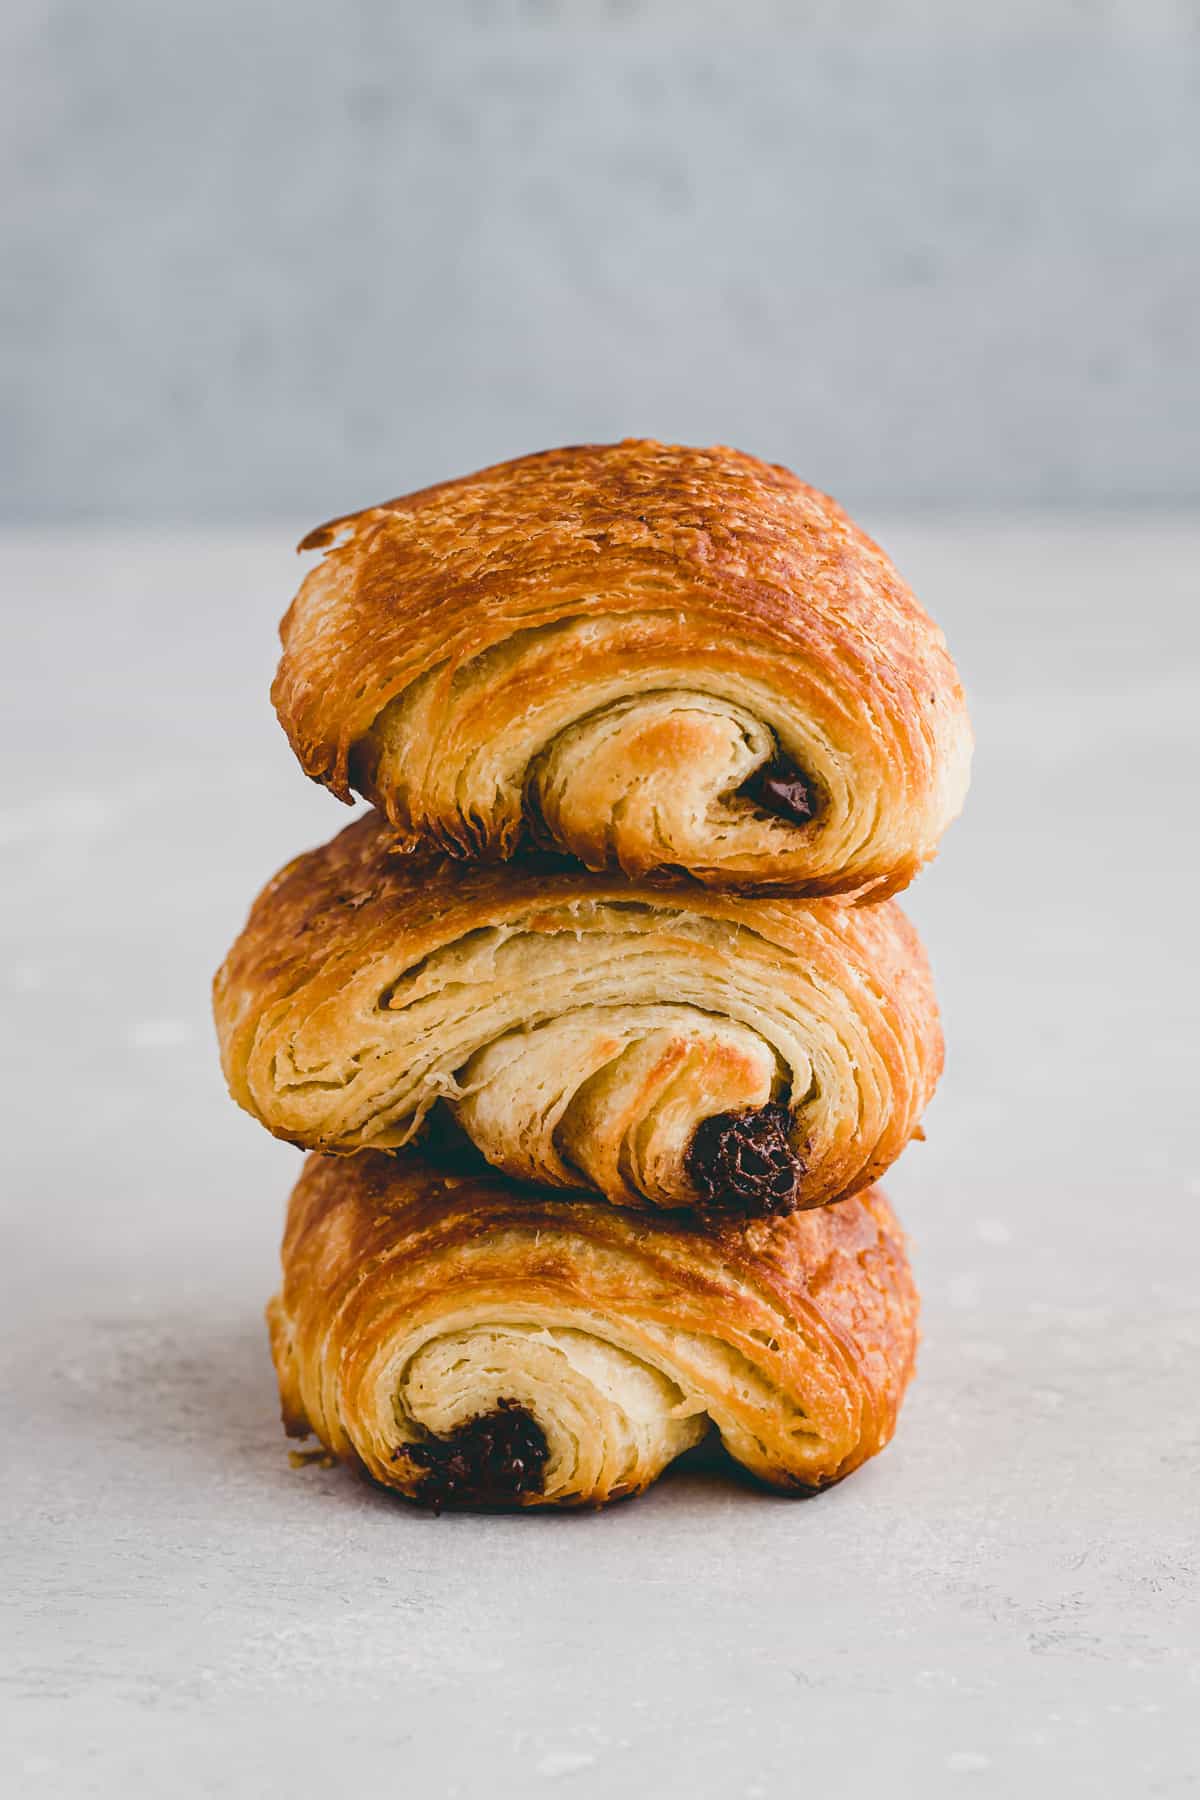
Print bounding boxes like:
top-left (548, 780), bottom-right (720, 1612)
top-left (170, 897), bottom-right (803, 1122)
top-left (272, 441), bottom-right (972, 899)
top-left (268, 1149), bottom-right (920, 1510)
top-left (213, 811), bottom-right (943, 1218)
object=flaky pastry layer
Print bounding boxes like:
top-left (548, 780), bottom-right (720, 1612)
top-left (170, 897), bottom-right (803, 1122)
top-left (214, 813), bottom-right (942, 1216)
top-left (269, 1150), bottom-right (920, 1508)
top-left (273, 441), bottom-right (972, 898)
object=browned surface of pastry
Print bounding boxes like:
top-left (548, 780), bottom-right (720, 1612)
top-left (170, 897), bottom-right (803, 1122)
top-left (268, 1150), bottom-right (920, 1508)
top-left (272, 441), bottom-right (972, 897)
top-left (214, 812), bottom-right (943, 1216)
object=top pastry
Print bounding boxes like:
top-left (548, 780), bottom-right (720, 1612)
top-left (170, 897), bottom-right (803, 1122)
top-left (274, 440), bottom-right (972, 897)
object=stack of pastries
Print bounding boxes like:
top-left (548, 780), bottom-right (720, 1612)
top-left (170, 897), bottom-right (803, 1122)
top-left (214, 440), bottom-right (971, 1512)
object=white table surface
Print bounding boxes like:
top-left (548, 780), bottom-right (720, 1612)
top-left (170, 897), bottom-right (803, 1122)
top-left (2, 521), bottom-right (1198, 1797)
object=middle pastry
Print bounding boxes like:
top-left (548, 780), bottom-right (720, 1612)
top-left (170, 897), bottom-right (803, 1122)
top-left (214, 811), bottom-right (942, 1218)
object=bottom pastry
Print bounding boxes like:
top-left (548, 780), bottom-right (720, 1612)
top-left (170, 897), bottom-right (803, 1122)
top-left (268, 1151), bottom-right (920, 1510)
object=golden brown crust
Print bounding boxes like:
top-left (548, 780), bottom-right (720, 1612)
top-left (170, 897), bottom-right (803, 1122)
top-left (269, 1150), bottom-right (920, 1507)
top-left (272, 441), bottom-right (972, 897)
top-left (214, 812), bottom-right (943, 1215)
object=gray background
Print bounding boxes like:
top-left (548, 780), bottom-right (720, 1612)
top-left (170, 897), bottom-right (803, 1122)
top-left (4, 7), bottom-right (1200, 1798)
top-left (5, 0), bottom-right (1200, 522)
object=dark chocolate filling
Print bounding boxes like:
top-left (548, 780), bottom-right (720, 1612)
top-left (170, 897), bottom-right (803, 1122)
top-left (395, 1399), bottom-right (549, 1513)
top-left (687, 1102), bottom-right (806, 1217)
top-left (741, 754), bottom-right (820, 826)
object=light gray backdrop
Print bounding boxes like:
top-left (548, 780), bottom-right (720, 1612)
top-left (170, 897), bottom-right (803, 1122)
top-left (5, 9), bottom-right (1200, 1792)
top-left (4, 0), bottom-right (1198, 522)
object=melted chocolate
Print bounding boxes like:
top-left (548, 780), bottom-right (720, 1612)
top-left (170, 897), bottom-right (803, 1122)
top-left (396, 1400), bottom-right (549, 1514)
top-left (741, 755), bottom-right (819, 825)
top-left (687, 1102), bottom-right (806, 1217)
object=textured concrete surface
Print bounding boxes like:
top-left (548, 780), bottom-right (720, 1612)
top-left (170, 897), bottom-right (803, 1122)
top-left (2, 520), bottom-right (1199, 1795)
top-left (6, 2), bottom-right (1200, 520)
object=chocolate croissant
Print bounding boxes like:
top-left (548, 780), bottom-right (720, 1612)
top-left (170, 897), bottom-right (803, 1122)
top-left (214, 812), bottom-right (942, 1217)
top-left (269, 1150), bottom-right (920, 1509)
top-left (273, 441), bottom-right (972, 899)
